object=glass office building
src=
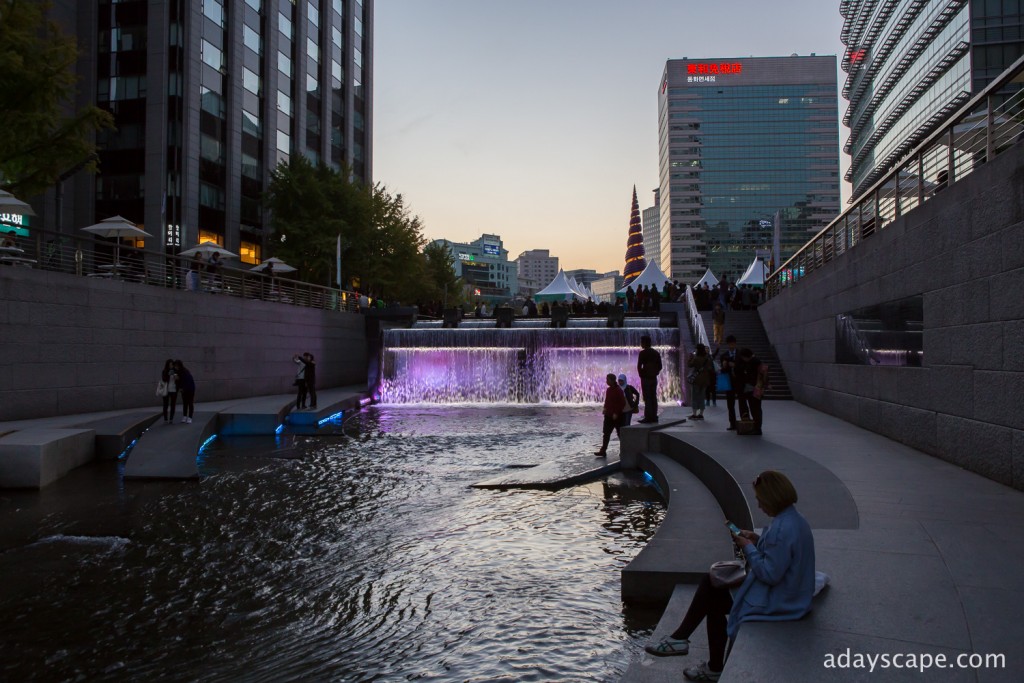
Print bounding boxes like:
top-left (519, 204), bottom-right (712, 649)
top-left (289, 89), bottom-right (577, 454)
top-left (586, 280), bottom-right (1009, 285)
top-left (44, 0), bottom-right (372, 263)
top-left (657, 55), bottom-right (841, 283)
top-left (841, 0), bottom-right (1023, 200)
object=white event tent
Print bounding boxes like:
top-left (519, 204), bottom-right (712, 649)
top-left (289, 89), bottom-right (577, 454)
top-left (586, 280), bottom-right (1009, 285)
top-left (617, 260), bottom-right (672, 296)
top-left (695, 268), bottom-right (719, 288)
top-left (535, 269), bottom-right (588, 302)
top-left (736, 256), bottom-right (768, 287)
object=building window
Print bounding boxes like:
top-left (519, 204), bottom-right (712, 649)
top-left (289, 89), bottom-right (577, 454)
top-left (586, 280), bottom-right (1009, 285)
top-left (199, 183), bottom-right (226, 210)
top-left (240, 240), bottom-right (261, 264)
top-left (243, 25), bottom-right (262, 54)
top-left (277, 90), bottom-right (292, 115)
top-left (242, 109), bottom-right (262, 137)
top-left (277, 51), bottom-right (292, 76)
top-left (198, 230), bottom-right (224, 246)
top-left (244, 0), bottom-right (262, 11)
top-left (203, 0), bottom-right (225, 27)
top-left (277, 130), bottom-right (291, 154)
top-left (243, 67), bottom-right (261, 95)
top-left (202, 40), bottom-right (224, 70)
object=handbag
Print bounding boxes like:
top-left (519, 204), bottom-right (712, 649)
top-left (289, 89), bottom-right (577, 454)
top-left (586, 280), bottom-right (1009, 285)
top-left (709, 559), bottom-right (747, 588)
top-left (156, 380), bottom-right (168, 398)
top-left (752, 386), bottom-right (764, 399)
top-left (716, 372), bottom-right (732, 392)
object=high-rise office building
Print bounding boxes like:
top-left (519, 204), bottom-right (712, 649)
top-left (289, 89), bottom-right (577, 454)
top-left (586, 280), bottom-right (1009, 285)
top-left (657, 55), bottom-right (840, 283)
top-left (841, 0), bottom-right (1024, 199)
top-left (434, 234), bottom-right (518, 300)
top-left (642, 189), bottom-right (661, 270)
top-left (515, 249), bottom-right (559, 291)
top-left (43, 0), bottom-right (372, 264)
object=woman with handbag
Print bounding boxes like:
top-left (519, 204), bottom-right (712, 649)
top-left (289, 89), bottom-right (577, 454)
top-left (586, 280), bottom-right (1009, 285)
top-left (686, 345), bottom-right (715, 420)
top-left (645, 471), bottom-right (815, 682)
top-left (158, 359), bottom-right (178, 424)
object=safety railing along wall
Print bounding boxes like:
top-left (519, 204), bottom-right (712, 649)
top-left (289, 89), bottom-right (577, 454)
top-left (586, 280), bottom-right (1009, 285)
top-left (0, 225), bottom-right (362, 312)
top-left (684, 286), bottom-right (711, 349)
top-left (767, 53), bottom-right (1024, 298)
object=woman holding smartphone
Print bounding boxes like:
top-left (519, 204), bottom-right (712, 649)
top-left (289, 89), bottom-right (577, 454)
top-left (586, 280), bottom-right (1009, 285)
top-left (645, 471), bottom-right (815, 681)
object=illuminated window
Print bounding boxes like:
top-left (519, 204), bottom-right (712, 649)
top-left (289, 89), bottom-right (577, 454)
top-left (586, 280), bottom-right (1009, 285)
top-left (240, 240), bottom-right (261, 264)
top-left (198, 230), bottom-right (223, 245)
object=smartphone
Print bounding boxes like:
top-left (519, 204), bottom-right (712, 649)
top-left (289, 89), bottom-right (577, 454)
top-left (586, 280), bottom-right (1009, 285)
top-left (725, 521), bottom-right (742, 536)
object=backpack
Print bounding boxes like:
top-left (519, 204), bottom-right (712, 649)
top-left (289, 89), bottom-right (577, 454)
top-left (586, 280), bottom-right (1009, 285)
top-left (624, 385), bottom-right (640, 413)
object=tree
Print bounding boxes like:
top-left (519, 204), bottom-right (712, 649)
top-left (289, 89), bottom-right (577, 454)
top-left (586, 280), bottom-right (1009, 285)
top-left (264, 157), bottom-right (435, 302)
top-left (0, 0), bottom-right (113, 196)
top-left (422, 240), bottom-right (465, 306)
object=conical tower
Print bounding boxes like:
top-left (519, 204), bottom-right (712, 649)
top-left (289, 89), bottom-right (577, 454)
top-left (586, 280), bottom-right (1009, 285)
top-left (622, 185), bottom-right (647, 284)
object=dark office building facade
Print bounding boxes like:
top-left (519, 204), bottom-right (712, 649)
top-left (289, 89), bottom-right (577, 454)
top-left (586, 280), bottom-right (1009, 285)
top-left (44, 0), bottom-right (372, 264)
top-left (841, 0), bottom-right (1023, 200)
top-left (657, 55), bottom-right (841, 283)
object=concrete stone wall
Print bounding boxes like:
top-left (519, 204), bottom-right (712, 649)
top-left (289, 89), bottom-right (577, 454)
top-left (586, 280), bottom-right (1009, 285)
top-left (0, 269), bottom-right (368, 421)
top-left (759, 142), bottom-right (1024, 491)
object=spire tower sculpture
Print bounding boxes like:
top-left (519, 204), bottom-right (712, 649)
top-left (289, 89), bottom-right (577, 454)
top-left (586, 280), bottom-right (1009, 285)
top-left (622, 185), bottom-right (647, 284)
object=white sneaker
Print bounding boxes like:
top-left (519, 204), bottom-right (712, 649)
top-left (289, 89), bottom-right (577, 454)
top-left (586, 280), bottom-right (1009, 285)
top-left (180, 417), bottom-right (188, 424)
top-left (186, 417), bottom-right (192, 424)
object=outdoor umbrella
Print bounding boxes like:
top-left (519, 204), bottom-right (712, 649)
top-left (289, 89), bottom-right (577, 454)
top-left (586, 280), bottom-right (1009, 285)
top-left (178, 241), bottom-right (239, 259)
top-left (80, 215), bottom-right (152, 263)
top-left (0, 189), bottom-right (36, 217)
top-left (250, 257), bottom-right (297, 273)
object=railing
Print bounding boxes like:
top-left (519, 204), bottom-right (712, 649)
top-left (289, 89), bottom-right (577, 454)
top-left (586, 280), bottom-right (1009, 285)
top-left (0, 225), bottom-right (362, 312)
top-left (684, 286), bottom-right (711, 349)
top-left (767, 53), bottom-right (1024, 298)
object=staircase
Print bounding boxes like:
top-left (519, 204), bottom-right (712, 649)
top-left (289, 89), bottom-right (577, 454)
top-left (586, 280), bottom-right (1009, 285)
top-left (700, 310), bottom-right (793, 400)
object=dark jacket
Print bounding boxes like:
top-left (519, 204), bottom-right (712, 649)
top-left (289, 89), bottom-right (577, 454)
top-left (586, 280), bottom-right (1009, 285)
top-left (176, 368), bottom-right (195, 393)
top-left (638, 347), bottom-right (662, 379)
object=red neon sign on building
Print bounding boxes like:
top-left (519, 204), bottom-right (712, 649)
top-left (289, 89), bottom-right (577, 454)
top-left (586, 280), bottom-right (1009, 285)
top-left (688, 62), bottom-right (743, 75)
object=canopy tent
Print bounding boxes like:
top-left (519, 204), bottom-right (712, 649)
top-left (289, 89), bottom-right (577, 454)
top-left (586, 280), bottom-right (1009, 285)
top-left (736, 256), bottom-right (768, 287)
top-left (695, 268), bottom-right (719, 288)
top-left (568, 276), bottom-right (590, 299)
top-left (534, 269), bottom-right (587, 302)
top-left (617, 260), bottom-right (671, 296)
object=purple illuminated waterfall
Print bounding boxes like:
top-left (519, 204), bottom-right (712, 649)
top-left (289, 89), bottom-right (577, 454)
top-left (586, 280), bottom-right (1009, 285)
top-left (378, 319), bottom-right (681, 404)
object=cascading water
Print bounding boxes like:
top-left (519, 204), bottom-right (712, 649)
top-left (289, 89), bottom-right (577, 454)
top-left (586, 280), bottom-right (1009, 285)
top-left (378, 318), bottom-right (681, 404)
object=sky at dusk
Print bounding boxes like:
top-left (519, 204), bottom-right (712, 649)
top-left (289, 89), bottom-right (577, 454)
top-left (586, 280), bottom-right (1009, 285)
top-left (373, 0), bottom-right (848, 275)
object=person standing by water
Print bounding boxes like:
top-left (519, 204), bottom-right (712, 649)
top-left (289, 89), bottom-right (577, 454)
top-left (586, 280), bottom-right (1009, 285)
top-left (293, 353), bottom-right (309, 409)
top-left (617, 373), bottom-right (640, 428)
top-left (174, 360), bottom-right (195, 424)
top-left (719, 336), bottom-right (741, 431)
top-left (159, 359), bottom-right (178, 424)
top-left (595, 373), bottom-right (626, 457)
top-left (637, 335), bottom-right (662, 423)
top-left (301, 352), bottom-right (317, 409)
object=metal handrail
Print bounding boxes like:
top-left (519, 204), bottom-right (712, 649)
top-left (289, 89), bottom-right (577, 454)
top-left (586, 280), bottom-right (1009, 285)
top-left (684, 286), bottom-right (710, 349)
top-left (768, 52), bottom-right (1024, 299)
top-left (0, 224), bottom-right (363, 312)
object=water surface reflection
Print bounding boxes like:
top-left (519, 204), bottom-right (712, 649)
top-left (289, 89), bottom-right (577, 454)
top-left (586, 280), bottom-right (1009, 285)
top-left (0, 406), bottom-right (664, 681)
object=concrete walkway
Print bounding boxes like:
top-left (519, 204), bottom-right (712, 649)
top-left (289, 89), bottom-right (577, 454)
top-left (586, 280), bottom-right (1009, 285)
top-left (622, 401), bottom-right (1024, 682)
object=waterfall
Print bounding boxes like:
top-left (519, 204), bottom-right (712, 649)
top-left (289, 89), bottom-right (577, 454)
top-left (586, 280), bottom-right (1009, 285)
top-left (378, 319), bottom-right (680, 404)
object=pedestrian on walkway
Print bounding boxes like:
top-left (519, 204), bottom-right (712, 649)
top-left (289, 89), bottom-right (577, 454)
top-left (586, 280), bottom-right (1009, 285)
top-left (637, 335), bottom-right (663, 423)
top-left (595, 373), bottom-right (626, 457)
top-left (173, 360), bottom-right (195, 423)
top-left (617, 373), bottom-right (641, 427)
top-left (712, 303), bottom-right (726, 345)
top-left (301, 352), bottom-right (317, 409)
top-left (719, 336), bottom-right (740, 431)
top-left (686, 344), bottom-right (714, 420)
top-left (645, 471), bottom-right (815, 682)
top-left (293, 353), bottom-right (309, 409)
top-left (736, 348), bottom-right (767, 435)
top-left (158, 359), bottom-right (178, 424)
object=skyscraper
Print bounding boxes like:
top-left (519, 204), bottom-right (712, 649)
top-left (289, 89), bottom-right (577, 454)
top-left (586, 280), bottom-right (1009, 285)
top-left (43, 0), bottom-right (372, 264)
top-left (841, 0), bottom-right (1024, 199)
top-left (657, 55), bottom-right (840, 283)
top-left (642, 189), bottom-right (661, 270)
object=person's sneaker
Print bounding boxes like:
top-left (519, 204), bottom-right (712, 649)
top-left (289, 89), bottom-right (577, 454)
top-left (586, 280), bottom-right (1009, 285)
top-left (693, 414), bottom-right (704, 420)
top-left (644, 636), bottom-right (689, 657)
top-left (594, 451), bottom-right (607, 457)
top-left (180, 417), bottom-right (188, 424)
top-left (186, 417), bottom-right (192, 424)
top-left (726, 425), bottom-right (736, 431)
top-left (683, 662), bottom-right (722, 681)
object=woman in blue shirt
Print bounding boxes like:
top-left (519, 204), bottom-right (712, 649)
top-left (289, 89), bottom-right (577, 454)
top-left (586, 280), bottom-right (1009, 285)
top-left (645, 470), bottom-right (815, 682)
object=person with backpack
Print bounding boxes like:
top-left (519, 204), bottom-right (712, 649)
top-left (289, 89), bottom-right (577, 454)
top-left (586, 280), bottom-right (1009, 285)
top-left (617, 373), bottom-right (641, 427)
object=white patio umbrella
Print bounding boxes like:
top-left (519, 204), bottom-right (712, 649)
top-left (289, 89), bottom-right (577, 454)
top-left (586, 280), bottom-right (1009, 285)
top-left (178, 241), bottom-right (239, 259)
top-left (0, 189), bottom-right (36, 216)
top-left (80, 215), bottom-right (152, 263)
top-left (250, 257), bottom-right (297, 273)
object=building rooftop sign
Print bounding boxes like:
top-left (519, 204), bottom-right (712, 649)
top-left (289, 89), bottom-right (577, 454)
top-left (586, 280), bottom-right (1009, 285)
top-left (688, 62), bottom-right (743, 75)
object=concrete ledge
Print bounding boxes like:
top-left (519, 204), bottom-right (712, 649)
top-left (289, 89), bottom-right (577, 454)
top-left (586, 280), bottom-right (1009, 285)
top-left (123, 413), bottom-right (217, 480)
top-left (622, 453), bottom-right (736, 602)
top-left (286, 392), bottom-right (366, 427)
top-left (74, 411), bottom-right (162, 459)
top-left (0, 428), bottom-right (95, 488)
